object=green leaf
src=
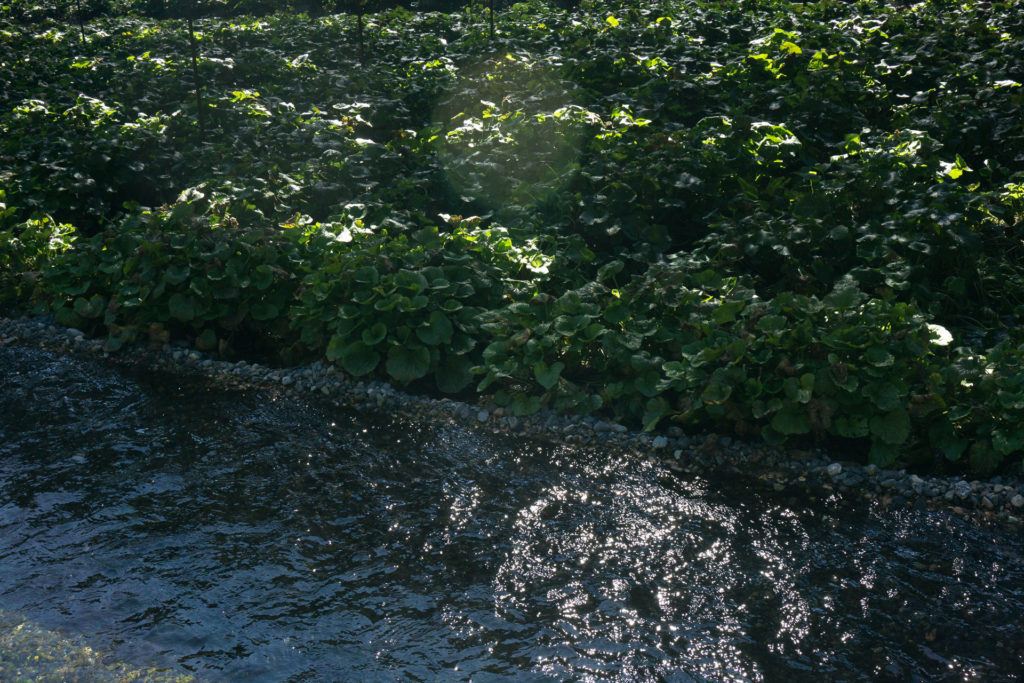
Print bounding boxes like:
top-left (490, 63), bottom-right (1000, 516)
top-left (834, 416), bottom-right (869, 438)
top-left (436, 355), bottom-right (474, 393)
top-left (597, 260), bottom-right (624, 282)
top-left (756, 314), bottom-right (787, 333)
top-left (168, 293), bottom-right (196, 321)
top-left (402, 295), bottom-right (429, 312)
top-left (251, 265), bottom-right (274, 290)
top-left (73, 294), bottom-right (104, 319)
top-left (779, 40), bottom-right (802, 55)
top-left (386, 344), bottom-right (431, 383)
top-left (864, 347), bottom-right (894, 367)
top-left (823, 286), bottom-right (864, 310)
top-left (416, 310), bottom-right (453, 346)
top-left (195, 328), bottom-right (217, 351)
top-left (771, 405), bottom-right (810, 434)
top-left (713, 300), bottom-right (745, 324)
top-left (164, 263), bottom-right (190, 285)
top-left (992, 428), bottom-right (1024, 456)
top-left (701, 381), bottom-right (732, 404)
top-left (326, 334), bottom-right (346, 362)
top-left (966, 440), bottom-right (999, 473)
top-left (643, 397), bottom-right (669, 432)
top-left (865, 382), bottom-right (901, 411)
top-left (340, 340), bottom-right (380, 376)
top-left (510, 393), bottom-right (542, 416)
top-left (394, 269), bottom-right (428, 293)
top-left (928, 419), bottom-right (968, 461)
top-left (250, 301), bottom-right (279, 321)
top-left (554, 315), bottom-right (584, 336)
top-left (869, 409), bottom-right (911, 445)
top-left (362, 322), bottom-right (388, 346)
top-left (533, 360), bottom-right (564, 390)
top-left (869, 441), bottom-right (899, 467)
top-left (354, 266), bottom-right (379, 285)
top-left (969, 440), bottom-right (1001, 475)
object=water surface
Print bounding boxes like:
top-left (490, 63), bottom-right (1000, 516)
top-left (1, 345), bottom-right (1022, 681)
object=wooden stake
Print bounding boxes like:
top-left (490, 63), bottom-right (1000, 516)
top-left (357, 5), bottom-right (364, 65)
top-left (187, 16), bottom-right (205, 134)
top-left (74, 0), bottom-right (85, 45)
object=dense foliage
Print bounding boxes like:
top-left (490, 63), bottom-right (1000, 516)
top-left (2, 0), bottom-right (1023, 473)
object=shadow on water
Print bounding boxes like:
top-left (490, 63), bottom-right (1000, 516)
top-left (0, 345), bottom-right (1022, 681)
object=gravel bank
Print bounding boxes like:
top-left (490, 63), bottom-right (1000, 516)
top-left (2, 316), bottom-right (1022, 526)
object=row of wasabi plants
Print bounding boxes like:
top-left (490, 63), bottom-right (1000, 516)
top-left (2, 0), bottom-right (1023, 474)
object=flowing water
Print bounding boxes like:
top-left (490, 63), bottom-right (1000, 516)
top-left (0, 345), bottom-right (1022, 682)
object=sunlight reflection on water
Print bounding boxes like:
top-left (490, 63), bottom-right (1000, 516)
top-left (0, 345), bottom-right (1022, 681)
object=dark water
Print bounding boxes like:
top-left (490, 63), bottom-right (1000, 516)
top-left (0, 345), bottom-right (1022, 682)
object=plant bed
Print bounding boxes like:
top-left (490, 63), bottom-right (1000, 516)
top-left (2, 0), bottom-right (1023, 476)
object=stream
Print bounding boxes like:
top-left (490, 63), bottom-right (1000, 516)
top-left (1, 344), bottom-right (1022, 681)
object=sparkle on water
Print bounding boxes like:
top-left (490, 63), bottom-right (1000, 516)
top-left (0, 345), bottom-right (1022, 681)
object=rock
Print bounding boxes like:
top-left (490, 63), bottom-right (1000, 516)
top-left (1011, 494), bottom-right (1024, 509)
top-left (826, 463), bottom-right (842, 477)
top-left (844, 474), bottom-right (866, 488)
top-left (476, 409), bottom-right (489, 423)
top-left (652, 436), bottom-right (669, 449)
top-left (865, 464), bottom-right (878, 476)
top-left (953, 480), bottom-right (971, 499)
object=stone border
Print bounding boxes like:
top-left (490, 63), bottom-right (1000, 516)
top-left (1, 316), bottom-right (1022, 526)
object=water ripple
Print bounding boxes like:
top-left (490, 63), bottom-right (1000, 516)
top-left (0, 345), bottom-right (1022, 681)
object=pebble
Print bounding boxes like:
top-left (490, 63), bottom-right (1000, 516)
top-left (4, 315), bottom-right (1023, 523)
